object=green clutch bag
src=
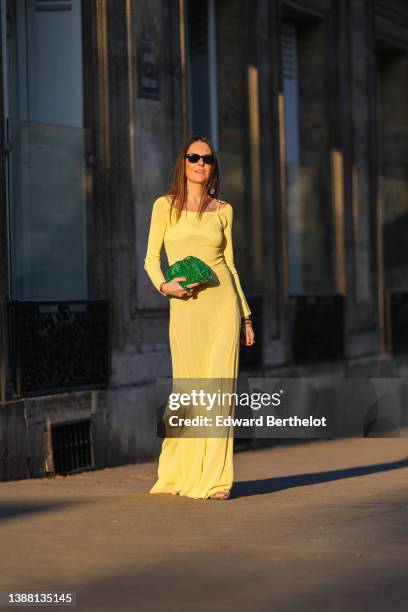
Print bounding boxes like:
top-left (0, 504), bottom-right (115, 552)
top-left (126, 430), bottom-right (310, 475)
top-left (165, 255), bottom-right (214, 290)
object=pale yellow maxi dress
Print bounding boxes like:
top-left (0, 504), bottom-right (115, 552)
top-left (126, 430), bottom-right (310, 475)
top-left (144, 195), bottom-right (251, 499)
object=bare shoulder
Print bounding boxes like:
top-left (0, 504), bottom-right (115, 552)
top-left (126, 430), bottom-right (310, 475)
top-left (217, 199), bottom-right (232, 212)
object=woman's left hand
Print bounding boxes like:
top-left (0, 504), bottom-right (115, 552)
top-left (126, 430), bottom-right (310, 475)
top-left (240, 321), bottom-right (255, 346)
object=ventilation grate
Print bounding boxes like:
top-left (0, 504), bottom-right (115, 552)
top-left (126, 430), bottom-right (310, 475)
top-left (52, 419), bottom-right (94, 475)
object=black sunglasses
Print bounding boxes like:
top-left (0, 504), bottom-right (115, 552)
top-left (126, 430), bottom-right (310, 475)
top-left (185, 153), bottom-right (216, 165)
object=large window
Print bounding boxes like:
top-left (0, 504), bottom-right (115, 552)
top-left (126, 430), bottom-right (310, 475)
top-left (376, 46), bottom-right (408, 289)
top-left (4, 0), bottom-right (91, 301)
top-left (185, 0), bottom-right (218, 147)
top-left (282, 19), bottom-right (334, 294)
top-left (185, 0), bottom-right (251, 291)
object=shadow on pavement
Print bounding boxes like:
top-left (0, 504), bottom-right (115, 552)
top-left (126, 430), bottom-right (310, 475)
top-left (0, 500), bottom-right (89, 523)
top-left (232, 457), bottom-right (408, 499)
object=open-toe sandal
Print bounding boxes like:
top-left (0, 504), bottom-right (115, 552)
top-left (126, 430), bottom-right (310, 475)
top-left (209, 490), bottom-right (231, 500)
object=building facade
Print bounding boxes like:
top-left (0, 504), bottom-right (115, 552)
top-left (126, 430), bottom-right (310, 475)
top-left (0, 0), bottom-right (407, 480)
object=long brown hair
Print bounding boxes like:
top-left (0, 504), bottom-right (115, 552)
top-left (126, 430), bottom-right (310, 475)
top-left (166, 135), bottom-right (220, 223)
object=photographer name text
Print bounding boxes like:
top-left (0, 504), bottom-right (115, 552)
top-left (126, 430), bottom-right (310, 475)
top-left (167, 415), bottom-right (327, 428)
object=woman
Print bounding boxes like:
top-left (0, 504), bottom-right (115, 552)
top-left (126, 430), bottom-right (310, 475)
top-left (144, 135), bottom-right (255, 500)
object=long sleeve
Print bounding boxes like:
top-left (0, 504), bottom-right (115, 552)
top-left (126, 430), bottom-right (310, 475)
top-left (144, 197), bottom-right (168, 294)
top-left (222, 204), bottom-right (252, 318)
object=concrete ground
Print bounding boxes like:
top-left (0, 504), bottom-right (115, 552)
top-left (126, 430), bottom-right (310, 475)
top-left (0, 437), bottom-right (407, 611)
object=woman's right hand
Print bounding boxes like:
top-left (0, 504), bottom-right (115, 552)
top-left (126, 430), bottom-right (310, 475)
top-left (161, 277), bottom-right (201, 298)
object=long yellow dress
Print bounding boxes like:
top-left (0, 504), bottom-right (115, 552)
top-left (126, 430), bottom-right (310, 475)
top-left (144, 195), bottom-right (251, 499)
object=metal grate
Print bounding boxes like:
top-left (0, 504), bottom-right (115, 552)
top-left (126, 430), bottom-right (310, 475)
top-left (52, 419), bottom-right (94, 475)
top-left (8, 300), bottom-right (109, 398)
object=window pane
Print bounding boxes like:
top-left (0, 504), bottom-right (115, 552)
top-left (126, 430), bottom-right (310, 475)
top-left (8, 120), bottom-right (91, 300)
top-left (186, 0), bottom-right (212, 139)
top-left (377, 50), bottom-right (408, 289)
top-left (216, 0), bottom-right (250, 287)
top-left (282, 21), bottom-right (334, 294)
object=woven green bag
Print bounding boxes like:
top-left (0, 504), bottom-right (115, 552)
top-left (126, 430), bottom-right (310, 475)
top-left (165, 255), bottom-right (214, 291)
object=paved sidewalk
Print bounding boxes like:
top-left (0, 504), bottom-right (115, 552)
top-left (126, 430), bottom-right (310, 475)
top-left (1, 437), bottom-right (408, 611)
